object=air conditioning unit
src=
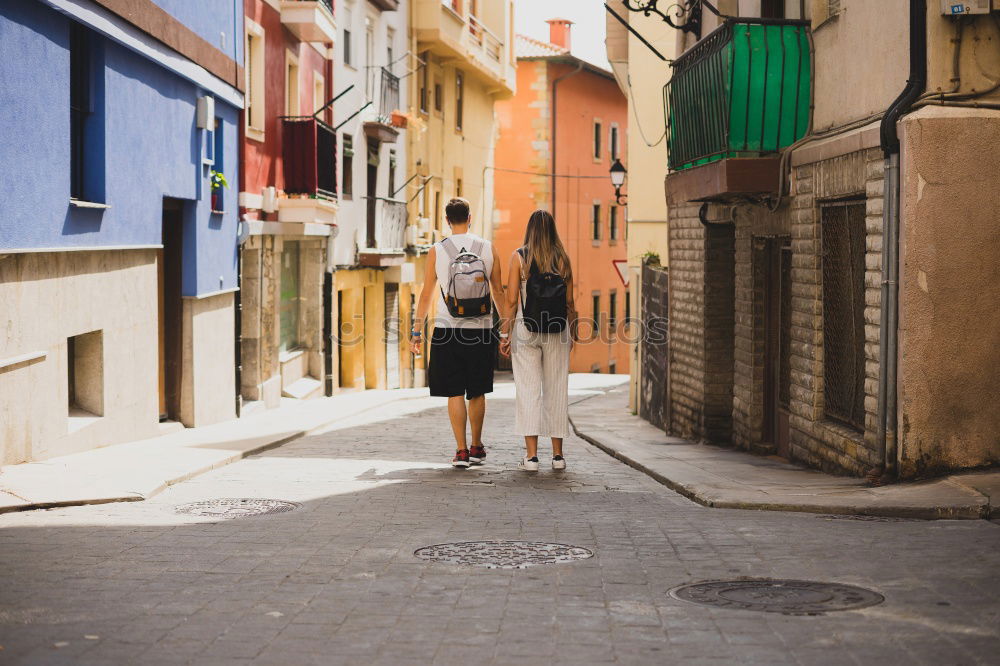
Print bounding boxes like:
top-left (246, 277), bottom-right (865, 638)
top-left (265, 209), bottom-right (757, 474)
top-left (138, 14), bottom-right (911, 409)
top-left (941, 0), bottom-right (990, 14)
top-left (261, 186), bottom-right (278, 213)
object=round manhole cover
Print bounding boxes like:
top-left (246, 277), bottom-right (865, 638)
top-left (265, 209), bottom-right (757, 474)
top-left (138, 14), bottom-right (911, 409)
top-left (175, 498), bottom-right (300, 519)
top-left (414, 541), bottom-right (594, 569)
top-left (669, 579), bottom-right (884, 615)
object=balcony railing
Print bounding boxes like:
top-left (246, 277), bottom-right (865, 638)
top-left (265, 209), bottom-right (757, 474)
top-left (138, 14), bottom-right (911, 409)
top-left (282, 116), bottom-right (337, 199)
top-left (665, 18), bottom-right (811, 171)
top-left (365, 197), bottom-right (407, 251)
top-left (469, 15), bottom-right (502, 62)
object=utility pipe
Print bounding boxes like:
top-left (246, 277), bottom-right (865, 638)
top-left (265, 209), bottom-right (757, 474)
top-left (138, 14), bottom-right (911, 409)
top-left (876, 0), bottom-right (926, 480)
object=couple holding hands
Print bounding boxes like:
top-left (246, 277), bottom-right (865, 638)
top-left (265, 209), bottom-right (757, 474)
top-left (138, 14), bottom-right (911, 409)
top-left (410, 197), bottom-right (578, 471)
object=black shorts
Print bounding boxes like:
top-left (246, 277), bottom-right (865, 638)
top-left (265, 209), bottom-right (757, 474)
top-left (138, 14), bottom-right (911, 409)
top-left (428, 327), bottom-right (496, 399)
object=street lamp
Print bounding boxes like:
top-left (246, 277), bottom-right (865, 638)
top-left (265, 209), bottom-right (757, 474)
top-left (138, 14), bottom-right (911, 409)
top-left (609, 158), bottom-right (627, 205)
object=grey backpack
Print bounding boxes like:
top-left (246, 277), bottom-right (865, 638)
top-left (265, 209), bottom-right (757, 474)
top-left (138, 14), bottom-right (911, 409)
top-left (440, 237), bottom-right (492, 318)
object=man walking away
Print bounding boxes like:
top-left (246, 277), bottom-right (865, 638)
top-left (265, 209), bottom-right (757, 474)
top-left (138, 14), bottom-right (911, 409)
top-left (410, 198), bottom-right (506, 468)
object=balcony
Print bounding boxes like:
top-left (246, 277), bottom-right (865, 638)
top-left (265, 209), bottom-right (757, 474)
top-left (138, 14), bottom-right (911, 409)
top-left (368, 0), bottom-right (399, 10)
top-left (359, 197), bottom-right (407, 266)
top-left (664, 18), bottom-right (811, 203)
top-left (412, 0), bottom-right (514, 97)
top-left (280, 0), bottom-right (337, 44)
top-left (280, 116), bottom-right (338, 225)
top-left (363, 67), bottom-right (401, 144)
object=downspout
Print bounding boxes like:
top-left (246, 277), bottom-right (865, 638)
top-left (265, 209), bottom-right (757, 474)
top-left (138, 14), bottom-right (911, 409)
top-left (550, 61), bottom-right (583, 217)
top-left (876, 0), bottom-right (926, 481)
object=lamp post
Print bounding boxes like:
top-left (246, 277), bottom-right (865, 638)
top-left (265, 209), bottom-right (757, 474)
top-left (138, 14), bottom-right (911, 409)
top-left (610, 158), bottom-right (628, 205)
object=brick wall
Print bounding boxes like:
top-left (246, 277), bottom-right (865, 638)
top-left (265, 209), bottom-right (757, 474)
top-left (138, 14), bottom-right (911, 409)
top-left (785, 148), bottom-right (885, 475)
top-left (667, 202), bottom-right (734, 444)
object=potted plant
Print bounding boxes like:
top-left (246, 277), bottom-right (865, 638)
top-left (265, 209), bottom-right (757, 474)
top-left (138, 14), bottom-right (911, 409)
top-left (390, 110), bottom-right (408, 129)
top-left (210, 169), bottom-right (228, 213)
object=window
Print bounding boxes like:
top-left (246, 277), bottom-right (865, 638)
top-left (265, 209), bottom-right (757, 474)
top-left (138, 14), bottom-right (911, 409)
top-left (213, 118), bottom-right (224, 210)
top-left (591, 363), bottom-right (602, 374)
top-left (592, 204), bottom-right (601, 241)
top-left (609, 206), bottom-right (618, 241)
top-left (245, 21), bottom-right (265, 136)
top-left (456, 178), bottom-right (463, 197)
top-left (625, 288), bottom-right (631, 322)
top-left (761, 0), bottom-right (784, 18)
top-left (388, 149), bottom-right (397, 197)
top-left (313, 73), bottom-right (326, 115)
top-left (434, 190), bottom-right (442, 232)
top-left (592, 293), bottom-right (602, 332)
top-left (610, 124), bottom-right (619, 160)
top-left (821, 199), bottom-right (866, 431)
top-left (609, 291), bottom-right (618, 334)
top-left (455, 71), bottom-right (464, 132)
top-left (343, 10), bottom-right (353, 67)
top-left (387, 28), bottom-right (395, 71)
top-left (67, 330), bottom-right (104, 417)
top-left (69, 22), bottom-right (91, 201)
top-left (419, 51), bottom-right (429, 113)
top-left (286, 55), bottom-right (299, 115)
top-left (609, 361), bottom-right (616, 374)
top-left (434, 80), bottom-right (443, 112)
top-left (342, 134), bottom-right (354, 199)
top-left (279, 242), bottom-right (303, 354)
top-left (593, 121), bottom-right (602, 160)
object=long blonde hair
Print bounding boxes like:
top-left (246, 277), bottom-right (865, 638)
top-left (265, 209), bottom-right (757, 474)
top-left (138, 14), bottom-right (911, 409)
top-left (523, 209), bottom-right (572, 280)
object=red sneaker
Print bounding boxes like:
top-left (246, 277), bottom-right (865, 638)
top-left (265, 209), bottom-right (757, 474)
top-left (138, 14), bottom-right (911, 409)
top-left (469, 444), bottom-right (487, 465)
top-left (452, 449), bottom-right (470, 468)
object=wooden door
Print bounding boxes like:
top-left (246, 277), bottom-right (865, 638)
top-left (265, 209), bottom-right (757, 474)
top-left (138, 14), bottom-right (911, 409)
top-left (159, 199), bottom-right (184, 421)
top-left (762, 236), bottom-right (792, 457)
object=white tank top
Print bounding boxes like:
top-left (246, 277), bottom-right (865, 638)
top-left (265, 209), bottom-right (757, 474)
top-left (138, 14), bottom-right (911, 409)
top-left (434, 232), bottom-right (494, 329)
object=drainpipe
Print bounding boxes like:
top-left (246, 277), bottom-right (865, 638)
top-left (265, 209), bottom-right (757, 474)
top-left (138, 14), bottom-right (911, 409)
top-left (550, 61), bottom-right (583, 217)
top-left (876, 0), bottom-right (926, 481)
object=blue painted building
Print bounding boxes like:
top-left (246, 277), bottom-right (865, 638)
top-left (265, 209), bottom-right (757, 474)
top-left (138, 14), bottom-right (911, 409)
top-left (0, 0), bottom-right (244, 464)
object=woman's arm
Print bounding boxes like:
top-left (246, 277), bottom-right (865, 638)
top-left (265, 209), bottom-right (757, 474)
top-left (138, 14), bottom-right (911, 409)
top-left (565, 273), bottom-right (579, 343)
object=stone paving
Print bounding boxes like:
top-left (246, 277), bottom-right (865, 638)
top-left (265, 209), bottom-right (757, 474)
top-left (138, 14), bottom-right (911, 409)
top-left (0, 383), bottom-right (998, 665)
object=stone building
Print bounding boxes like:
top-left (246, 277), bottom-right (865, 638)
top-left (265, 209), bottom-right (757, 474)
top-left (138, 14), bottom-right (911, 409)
top-left (659, 0), bottom-right (1000, 479)
top-left (0, 0), bottom-right (243, 464)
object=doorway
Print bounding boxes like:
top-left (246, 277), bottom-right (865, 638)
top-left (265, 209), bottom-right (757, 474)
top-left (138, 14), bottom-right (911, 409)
top-left (158, 198), bottom-right (184, 421)
top-left (366, 138), bottom-right (380, 248)
top-left (760, 236), bottom-right (792, 458)
top-left (385, 284), bottom-right (400, 390)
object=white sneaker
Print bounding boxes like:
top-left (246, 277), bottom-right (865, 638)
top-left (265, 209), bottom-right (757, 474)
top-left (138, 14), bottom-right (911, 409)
top-left (552, 455), bottom-right (566, 470)
top-left (518, 456), bottom-right (539, 471)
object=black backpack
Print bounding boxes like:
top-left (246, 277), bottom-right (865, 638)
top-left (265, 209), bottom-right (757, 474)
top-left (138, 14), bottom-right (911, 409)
top-left (518, 247), bottom-right (568, 333)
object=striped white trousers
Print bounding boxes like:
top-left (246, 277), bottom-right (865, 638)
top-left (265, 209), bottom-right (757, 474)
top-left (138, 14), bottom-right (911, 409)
top-left (511, 321), bottom-right (572, 438)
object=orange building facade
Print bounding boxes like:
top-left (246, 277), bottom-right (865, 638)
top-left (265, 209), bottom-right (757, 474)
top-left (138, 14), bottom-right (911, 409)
top-left (494, 21), bottom-right (629, 374)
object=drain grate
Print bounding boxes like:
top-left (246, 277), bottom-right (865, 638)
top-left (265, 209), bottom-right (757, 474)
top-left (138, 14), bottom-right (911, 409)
top-left (669, 579), bottom-right (884, 615)
top-left (820, 514), bottom-right (921, 522)
top-left (414, 541), bottom-right (593, 569)
top-left (175, 498), bottom-right (300, 519)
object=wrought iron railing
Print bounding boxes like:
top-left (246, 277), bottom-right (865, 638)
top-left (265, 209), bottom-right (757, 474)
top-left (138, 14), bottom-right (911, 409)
top-left (281, 116), bottom-right (337, 199)
top-left (364, 197), bottom-right (407, 251)
top-left (367, 66), bottom-right (400, 119)
top-left (664, 18), bottom-right (811, 171)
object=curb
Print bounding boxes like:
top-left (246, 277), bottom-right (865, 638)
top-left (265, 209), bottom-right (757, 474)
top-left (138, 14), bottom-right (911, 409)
top-left (569, 408), bottom-right (991, 521)
top-left (0, 393), bottom-right (428, 515)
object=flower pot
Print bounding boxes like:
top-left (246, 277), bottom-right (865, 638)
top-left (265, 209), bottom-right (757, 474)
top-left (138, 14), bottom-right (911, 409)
top-left (390, 111), bottom-right (408, 129)
top-left (211, 191), bottom-right (222, 213)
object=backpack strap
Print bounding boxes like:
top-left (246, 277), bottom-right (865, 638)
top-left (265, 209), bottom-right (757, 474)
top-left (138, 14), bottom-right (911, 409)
top-left (470, 239), bottom-right (484, 257)
top-left (440, 237), bottom-right (459, 260)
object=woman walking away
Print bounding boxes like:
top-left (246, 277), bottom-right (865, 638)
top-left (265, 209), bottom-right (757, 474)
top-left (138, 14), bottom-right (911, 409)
top-left (499, 210), bottom-right (577, 471)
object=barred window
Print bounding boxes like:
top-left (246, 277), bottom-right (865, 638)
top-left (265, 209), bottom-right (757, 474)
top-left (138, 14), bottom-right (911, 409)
top-left (821, 199), bottom-right (866, 431)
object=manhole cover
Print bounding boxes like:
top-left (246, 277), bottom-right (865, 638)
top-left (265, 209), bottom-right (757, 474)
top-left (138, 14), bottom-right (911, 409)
top-left (414, 541), bottom-right (593, 569)
top-left (175, 498), bottom-right (300, 519)
top-left (669, 579), bottom-right (884, 615)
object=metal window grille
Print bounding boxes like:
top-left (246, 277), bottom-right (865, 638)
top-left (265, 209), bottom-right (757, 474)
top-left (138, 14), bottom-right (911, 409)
top-left (821, 200), bottom-right (866, 431)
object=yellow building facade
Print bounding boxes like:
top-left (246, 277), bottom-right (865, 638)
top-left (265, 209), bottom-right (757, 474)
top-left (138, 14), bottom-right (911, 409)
top-left (605, 3), bottom-right (677, 412)
top-left (401, 0), bottom-right (516, 372)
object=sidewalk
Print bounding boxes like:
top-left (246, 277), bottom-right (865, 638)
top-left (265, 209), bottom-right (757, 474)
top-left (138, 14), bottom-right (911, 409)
top-left (0, 387), bottom-right (429, 514)
top-left (570, 383), bottom-right (999, 520)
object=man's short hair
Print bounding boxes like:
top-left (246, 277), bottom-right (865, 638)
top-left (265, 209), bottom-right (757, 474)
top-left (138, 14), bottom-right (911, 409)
top-left (445, 197), bottom-right (471, 223)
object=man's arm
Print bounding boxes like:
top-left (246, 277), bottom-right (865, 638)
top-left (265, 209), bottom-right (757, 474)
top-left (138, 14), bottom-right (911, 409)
top-left (410, 247), bottom-right (437, 354)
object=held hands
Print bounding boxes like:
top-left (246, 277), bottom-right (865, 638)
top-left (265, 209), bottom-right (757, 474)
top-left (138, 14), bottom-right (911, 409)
top-left (409, 332), bottom-right (423, 355)
top-left (499, 337), bottom-right (511, 358)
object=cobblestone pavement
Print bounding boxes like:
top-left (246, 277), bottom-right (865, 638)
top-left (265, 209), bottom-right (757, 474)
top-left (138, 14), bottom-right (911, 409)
top-left (1, 384), bottom-right (998, 665)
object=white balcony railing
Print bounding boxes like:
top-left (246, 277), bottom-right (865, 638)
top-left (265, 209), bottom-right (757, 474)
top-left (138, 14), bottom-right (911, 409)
top-left (365, 197), bottom-right (407, 252)
top-left (469, 14), bottom-right (503, 63)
